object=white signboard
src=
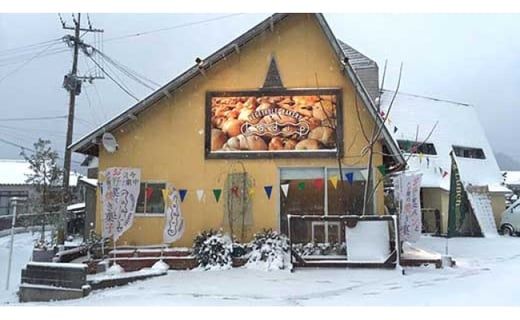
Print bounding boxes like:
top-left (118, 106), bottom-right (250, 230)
top-left (100, 168), bottom-right (141, 240)
top-left (162, 186), bottom-right (185, 243)
top-left (345, 221), bottom-right (390, 262)
top-left (394, 172), bottom-right (422, 242)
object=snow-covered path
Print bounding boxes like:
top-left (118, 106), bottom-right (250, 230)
top-left (2, 234), bottom-right (520, 306)
top-left (0, 231), bottom-right (42, 304)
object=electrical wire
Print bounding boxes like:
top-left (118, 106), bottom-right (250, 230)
top-left (0, 41), bottom-right (60, 84)
top-left (0, 115), bottom-right (68, 122)
top-left (86, 54), bottom-right (140, 101)
top-left (0, 38), bottom-right (61, 56)
top-left (104, 13), bottom-right (244, 43)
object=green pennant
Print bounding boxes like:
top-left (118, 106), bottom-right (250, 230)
top-left (297, 181), bottom-right (305, 191)
top-left (377, 165), bottom-right (388, 176)
top-left (213, 189), bottom-right (222, 203)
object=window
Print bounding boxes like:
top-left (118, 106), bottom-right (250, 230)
top-left (452, 146), bottom-right (486, 159)
top-left (0, 191), bottom-right (28, 216)
top-left (136, 182), bottom-right (166, 214)
top-left (279, 167), bottom-right (367, 244)
top-left (397, 140), bottom-right (437, 155)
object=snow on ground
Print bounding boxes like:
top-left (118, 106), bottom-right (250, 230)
top-left (2, 233), bottom-right (520, 306)
top-left (0, 231), bottom-right (48, 304)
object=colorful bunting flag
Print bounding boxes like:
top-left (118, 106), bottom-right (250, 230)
top-left (281, 183), bottom-right (289, 197)
top-left (213, 189), bottom-right (222, 203)
top-left (297, 181), bottom-right (305, 191)
top-left (377, 165), bottom-right (388, 176)
top-left (231, 186), bottom-right (239, 197)
top-left (196, 189), bottom-right (204, 202)
top-left (438, 167), bottom-right (443, 175)
top-left (345, 172), bottom-right (354, 185)
top-left (145, 186), bottom-right (154, 201)
top-left (393, 126), bottom-right (398, 133)
top-left (312, 178), bottom-right (324, 190)
top-left (442, 171), bottom-right (448, 178)
top-left (426, 157), bottom-right (430, 168)
top-left (360, 169), bottom-right (369, 180)
top-left (179, 189), bottom-right (187, 202)
top-left (264, 186), bottom-right (273, 199)
top-left (329, 175), bottom-right (339, 189)
top-left (419, 152), bottom-right (424, 163)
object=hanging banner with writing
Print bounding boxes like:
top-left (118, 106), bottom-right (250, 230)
top-left (162, 186), bottom-right (185, 244)
top-left (394, 172), bottom-right (422, 242)
top-left (100, 167), bottom-right (141, 240)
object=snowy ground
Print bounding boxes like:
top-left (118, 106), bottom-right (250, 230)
top-left (2, 233), bottom-right (520, 306)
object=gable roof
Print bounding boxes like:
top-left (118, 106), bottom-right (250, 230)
top-left (380, 90), bottom-right (509, 192)
top-left (70, 13), bottom-right (404, 165)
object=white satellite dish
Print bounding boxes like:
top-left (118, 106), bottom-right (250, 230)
top-left (102, 132), bottom-right (119, 153)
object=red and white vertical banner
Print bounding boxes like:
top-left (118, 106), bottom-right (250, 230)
top-left (162, 186), bottom-right (185, 244)
top-left (100, 168), bottom-right (141, 240)
top-left (394, 172), bottom-right (422, 243)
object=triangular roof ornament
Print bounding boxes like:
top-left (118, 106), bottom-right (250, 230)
top-left (261, 56), bottom-right (284, 90)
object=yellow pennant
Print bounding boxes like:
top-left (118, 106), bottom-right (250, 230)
top-left (162, 189), bottom-right (171, 207)
top-left (329, 175), bottom-right (339, 189)
top-left (248, 187), bottom-right (255, 197)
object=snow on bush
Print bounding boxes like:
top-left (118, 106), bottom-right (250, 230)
top-left (246, 229), bottom-right (291, 271)
top-left (106, 263), bottom-right (124, 275)
top-left (193, 229), bottom-right (233, 271)
top-left (293, 242), bottom-right (346, 256)
top-left (151, 260), bottom-right (170, 272)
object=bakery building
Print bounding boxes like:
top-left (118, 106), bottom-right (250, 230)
top-left (70, 13), bottom-right (405, 247)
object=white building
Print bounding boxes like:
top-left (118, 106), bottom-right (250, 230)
top-left (380, 91), bottom-right (510, 235)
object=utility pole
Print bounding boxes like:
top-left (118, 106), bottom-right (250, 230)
top-left (60, 13), bottom-right (103, 244)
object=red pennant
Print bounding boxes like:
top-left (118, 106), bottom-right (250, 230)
top-left (231, 186), bottom-right (239, 197)
top-left (312, 179), bottom-right (324, 190)
top-left (442, 171), bottom-right (448, 178)
top-left (145, 186), bottom-right (153, 201)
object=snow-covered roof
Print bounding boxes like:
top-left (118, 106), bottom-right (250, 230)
top-left (380, 91), bottom-right (509, 193)
top-left (79, 177), bottom-right (98, 187)
top-left (67, 202), bottom-right (85, 211)
top-left (0, 159), bottom-right (83, 186)
top-left (504, 171), bottom-right (520, 186)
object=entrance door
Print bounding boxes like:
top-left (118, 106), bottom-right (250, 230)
top-left (279, 167), bottom-right (367, 244)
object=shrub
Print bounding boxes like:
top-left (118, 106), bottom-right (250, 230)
top-left (193, 229), bottom-right (233, 270)
top-left (246, 229), bottom-right (291, 271)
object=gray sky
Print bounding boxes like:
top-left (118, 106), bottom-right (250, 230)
top-left (0, 13), bottom-right (519, 169)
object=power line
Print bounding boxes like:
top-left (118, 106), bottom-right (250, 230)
top-left (0, 41), bottom-right (60, 84)
top-left (0, 135), bottom-right (83, 165)
top-left (86, 53), bottom-right (140, 101)
top-left (0, 38), bottom-right (61, 56)
top-left (104, 13), bottom-right (244, 43)
top-left (0, 115), bottom-right (68, 122)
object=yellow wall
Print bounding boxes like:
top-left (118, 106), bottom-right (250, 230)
top-left (95, 14), bottom-right (385, 247)
top-left (421, 188), bottom-right (506, 234)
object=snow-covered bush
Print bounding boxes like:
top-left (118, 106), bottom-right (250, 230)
top-left (231, 242), bottom-right (250, 258)
top-left (193, 229), bottom-right (233, 270)
top-left (293, 242), bottom-right (346, 256)
top-left (246, 229), bottom-right (291, 271)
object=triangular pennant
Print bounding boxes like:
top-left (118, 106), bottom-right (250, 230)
top-left (442, 170), bottom-right (449, 178)
top-left (213, 189), bottom-right (222, 203)
top-left (297, 181), bottom-right (305, 191)
top-left (179, 189), bottom-right (188, 202)
top-left (345, 172), bottom-right (354, 185)
top-left (329, 175), bottom-right (339, 189)
top-left (426, 157), bottom-right (430, 168)
top-left (360, 169), bottom-right (369, 180)
top-left (264, 186), bottom-right (273, 199)
top-left (248, 187), bottom-right (255, 197)
top-left (393, 126), bottom-right (398, 133)
top-left (162, 189), bottom-right (171, 207)
top-left (281, 183), bottom-right (289, 197)
top-left (377, 165), bottom-right (388, 176)
top-left (145, 186), bottom-right (154, 201)
top-left (196, 189), bottom-right (204, 202)
top-left (419, 152), bottom-right (424, 163)
top-left (312, 179), bottom-right (324, 190)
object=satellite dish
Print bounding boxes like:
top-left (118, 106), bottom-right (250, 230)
top-left (102, 132), bottom-right (119, 153)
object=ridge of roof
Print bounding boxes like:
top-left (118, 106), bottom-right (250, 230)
top-left (70, 13), bottom-right (404, 166)
top-left (337, 39), bottom-right (377, 70)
